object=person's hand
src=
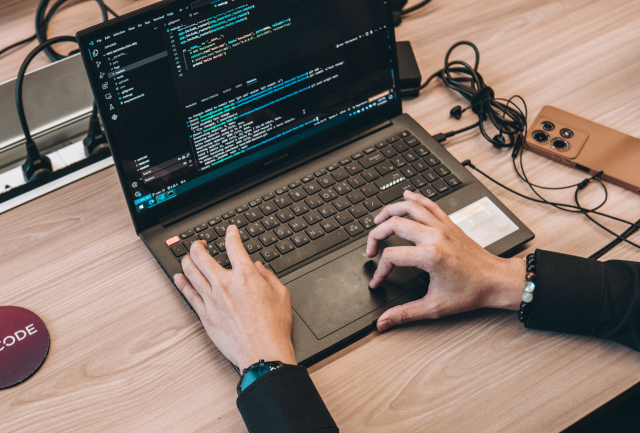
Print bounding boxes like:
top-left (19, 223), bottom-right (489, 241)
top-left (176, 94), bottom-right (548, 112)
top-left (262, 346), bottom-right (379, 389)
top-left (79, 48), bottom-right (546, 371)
top-left (366, 190), bottom-right (526, 332)
top-left (174, 225), bottom-right (296, 371)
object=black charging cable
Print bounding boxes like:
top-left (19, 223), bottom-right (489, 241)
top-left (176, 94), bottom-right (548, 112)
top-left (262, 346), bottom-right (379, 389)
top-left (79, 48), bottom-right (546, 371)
top-left (393, 0), bottom-right (433, 26)
top-left (0, 35), bottom-right (38, 59)
top-left (422, 41), bottom-right (528, 149)
top-left (419, 41), bottom-right (640, 257)
top-left (83, 102), bottom-right (111, 156)
top-left (8, 0), bottom-right (115, 179)
top-left (15, 36), bottom-right (78, 182)
top-left (0, 0), bottom-right (117, 59)
top-left (402, 0), bottom-right (433, 15)
top-left (588, 217), bottom-right (640, 259)
top-left (460, 159), bottom-right (640, 256)
top-left (575, 182), bottom-right (640, 251)
top-left (509, 111), bottom-right (639, 257)
top-left (36, 0), bottom-right (109, 61)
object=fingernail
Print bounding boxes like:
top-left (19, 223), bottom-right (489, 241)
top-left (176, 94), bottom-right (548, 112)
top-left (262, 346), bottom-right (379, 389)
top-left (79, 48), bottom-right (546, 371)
top-left (378, 319), bottom-right (390, 331)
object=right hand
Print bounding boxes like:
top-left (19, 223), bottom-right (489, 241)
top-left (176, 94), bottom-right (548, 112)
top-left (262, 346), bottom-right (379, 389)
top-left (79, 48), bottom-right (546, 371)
top-left (366, 190), bottom-right (525, 332)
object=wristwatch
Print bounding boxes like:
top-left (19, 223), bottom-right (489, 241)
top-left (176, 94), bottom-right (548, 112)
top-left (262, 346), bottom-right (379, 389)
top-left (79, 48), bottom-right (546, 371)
top-left (237, 359), bottom-right (284, 395)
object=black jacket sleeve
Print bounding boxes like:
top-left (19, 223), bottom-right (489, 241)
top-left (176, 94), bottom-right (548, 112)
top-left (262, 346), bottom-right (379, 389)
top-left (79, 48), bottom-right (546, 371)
top-left (525, 250), bottom-right (640, 351)
top-left (236, 364), bottom-right (338, 433)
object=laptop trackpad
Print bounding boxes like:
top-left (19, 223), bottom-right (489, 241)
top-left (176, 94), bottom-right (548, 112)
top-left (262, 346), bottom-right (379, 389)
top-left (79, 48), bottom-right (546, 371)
top-left (287, 238), bottom-right (426, 340)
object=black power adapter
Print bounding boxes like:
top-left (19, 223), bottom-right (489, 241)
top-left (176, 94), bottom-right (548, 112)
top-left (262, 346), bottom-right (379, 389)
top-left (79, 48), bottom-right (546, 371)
top-left (397, 41), bottom-right (422, 97)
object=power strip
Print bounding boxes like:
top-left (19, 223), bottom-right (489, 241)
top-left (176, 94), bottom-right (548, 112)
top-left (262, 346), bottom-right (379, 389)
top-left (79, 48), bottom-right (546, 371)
top-left (0, 140), bottom-right (113, 214)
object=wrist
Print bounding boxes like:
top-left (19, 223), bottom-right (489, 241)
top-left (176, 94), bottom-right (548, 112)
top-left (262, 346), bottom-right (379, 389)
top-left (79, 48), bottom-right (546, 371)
top-left (238, 343), bottom-right (297, 371)
top-left (481, 257), bottom-right (527, 311)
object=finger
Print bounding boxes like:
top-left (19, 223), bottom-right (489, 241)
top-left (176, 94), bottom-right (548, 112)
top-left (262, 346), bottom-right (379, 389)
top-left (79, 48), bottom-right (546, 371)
top-left (365, 217), bottom-right (431, 257)
top-left (369, 246), bottom-right (422, 289)
top-left (376, 298), bottom-right (431, 332)
top-left (189, 240), bottom-right (226, 285)
top-left (182, 251), bottom-right (215, 295)
top-left (373, 199), bottom-right (444, 228)
top-left (225, 225), bottom-right (253, 269)
top-left (254, 262), bottom-right (281, 288)
top-left (174, 273), bottom-right (206, 314)
top-left (254, 262), bottom-right (290, 299)
top-left (403, 190), bottom-right (450, 223)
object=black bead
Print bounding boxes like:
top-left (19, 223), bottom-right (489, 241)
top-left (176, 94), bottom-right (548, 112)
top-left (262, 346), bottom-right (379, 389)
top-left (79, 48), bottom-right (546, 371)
top-left (527, 253), bottom-right (536, 261)
top-left (520, 301), bottom-right (530, 311)
top-left (526, 264), bottom-right (536, 272)
top-left (518, 313), bottom-right (528, 323)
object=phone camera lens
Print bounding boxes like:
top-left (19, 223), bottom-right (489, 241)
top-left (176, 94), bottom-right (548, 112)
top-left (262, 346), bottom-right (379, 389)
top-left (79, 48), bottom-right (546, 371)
top-left (541, 121), bottom-right (555, 131)
top-left (532, 130), bottom-right (550, 143)
top-left (551, 138), bottom-right (570, 151)
top-left (560, 128), bottom-right (574, 138)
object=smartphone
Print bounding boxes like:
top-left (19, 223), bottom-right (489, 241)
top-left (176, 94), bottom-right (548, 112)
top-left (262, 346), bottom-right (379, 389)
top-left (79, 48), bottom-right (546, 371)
top-left (524, 106), bottom-right (640, 194)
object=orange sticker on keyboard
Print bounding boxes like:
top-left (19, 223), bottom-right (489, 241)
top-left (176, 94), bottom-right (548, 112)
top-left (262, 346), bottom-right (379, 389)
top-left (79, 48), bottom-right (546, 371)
top-left (166, 236), bottom-right (180, 246)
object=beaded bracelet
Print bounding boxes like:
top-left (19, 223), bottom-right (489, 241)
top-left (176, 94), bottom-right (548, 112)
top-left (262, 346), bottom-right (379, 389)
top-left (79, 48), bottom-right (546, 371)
top-left (518, 253), bottom-right (536, 323)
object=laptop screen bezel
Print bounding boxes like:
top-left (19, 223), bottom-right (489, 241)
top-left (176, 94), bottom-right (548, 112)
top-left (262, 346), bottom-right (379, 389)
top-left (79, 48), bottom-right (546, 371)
top-left (77, 0), bottom-right (403, 233)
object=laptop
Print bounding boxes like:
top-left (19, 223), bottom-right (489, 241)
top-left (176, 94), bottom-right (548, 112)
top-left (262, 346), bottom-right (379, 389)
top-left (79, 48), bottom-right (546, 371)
top-left (77, 0), bottom-right (534, 365)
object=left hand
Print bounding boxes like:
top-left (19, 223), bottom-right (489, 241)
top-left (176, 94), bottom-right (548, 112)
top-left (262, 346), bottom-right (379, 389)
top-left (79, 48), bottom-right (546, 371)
top-left (174, 225), bottom-right (297, 371)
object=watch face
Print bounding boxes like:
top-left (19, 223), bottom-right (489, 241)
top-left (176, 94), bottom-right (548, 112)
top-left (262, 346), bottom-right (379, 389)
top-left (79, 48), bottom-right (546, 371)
top-left (238, 362), bottom-right (283, 394)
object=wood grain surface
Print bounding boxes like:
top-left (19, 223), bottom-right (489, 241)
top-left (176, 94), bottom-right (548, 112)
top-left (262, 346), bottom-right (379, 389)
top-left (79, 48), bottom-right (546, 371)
top-left (1, 0), bottom-right (640, 432)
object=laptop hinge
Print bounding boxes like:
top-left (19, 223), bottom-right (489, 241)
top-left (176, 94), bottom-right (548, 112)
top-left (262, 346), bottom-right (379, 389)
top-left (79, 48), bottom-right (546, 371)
top-left (158, 119), bottom-right (392, 228)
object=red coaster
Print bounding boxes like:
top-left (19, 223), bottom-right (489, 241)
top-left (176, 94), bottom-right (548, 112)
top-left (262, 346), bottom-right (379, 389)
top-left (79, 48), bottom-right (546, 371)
top-left (0, 306), bottom-right (50, 390)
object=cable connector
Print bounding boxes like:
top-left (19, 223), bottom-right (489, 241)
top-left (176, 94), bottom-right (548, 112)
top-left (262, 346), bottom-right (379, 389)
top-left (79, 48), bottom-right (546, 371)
top-left (22, 138), bottom-right (52, 182)
top-left (578, 170), bottom-right (604, 190)
top-left (433, 133), bottom-right (447, 143)
top-left (461, 159), bottom-right (474, 169)
top-left (83, 104), bottom-right (110, 157)
top-left (577, 179), bottom-right (590, 190)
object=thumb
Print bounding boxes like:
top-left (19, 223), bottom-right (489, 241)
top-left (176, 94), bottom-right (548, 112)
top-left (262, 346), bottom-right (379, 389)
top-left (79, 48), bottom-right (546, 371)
top-left (377, 299), bottom-right (430, 332)
top-left (254, 261), bottom-right (286, 290)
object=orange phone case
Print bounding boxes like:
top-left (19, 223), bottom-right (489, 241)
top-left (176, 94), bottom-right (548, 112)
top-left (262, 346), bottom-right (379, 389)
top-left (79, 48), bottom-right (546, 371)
top-left (524, 106), bottom-right (640, 194)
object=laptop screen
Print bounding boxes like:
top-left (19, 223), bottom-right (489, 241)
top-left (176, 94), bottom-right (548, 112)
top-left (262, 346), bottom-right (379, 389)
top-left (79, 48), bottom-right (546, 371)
top-left (78, 0), bottom-right (398, 215)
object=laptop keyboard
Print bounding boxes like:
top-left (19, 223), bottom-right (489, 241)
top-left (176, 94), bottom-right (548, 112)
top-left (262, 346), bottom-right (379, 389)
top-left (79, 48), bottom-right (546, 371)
top-left (164, 130), bottom-right (462, 275)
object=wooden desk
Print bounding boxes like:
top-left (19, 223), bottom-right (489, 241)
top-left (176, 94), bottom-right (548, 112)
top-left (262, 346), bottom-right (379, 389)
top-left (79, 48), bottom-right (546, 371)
top-left (2, 0), bottom-right (640, 431)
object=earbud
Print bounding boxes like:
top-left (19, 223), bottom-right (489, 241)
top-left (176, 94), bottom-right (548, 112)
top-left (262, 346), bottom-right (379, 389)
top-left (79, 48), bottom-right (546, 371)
top-left (493, 134), bottom-right (506, 149)
top-left (450, 106), bottom-right (463, 120)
